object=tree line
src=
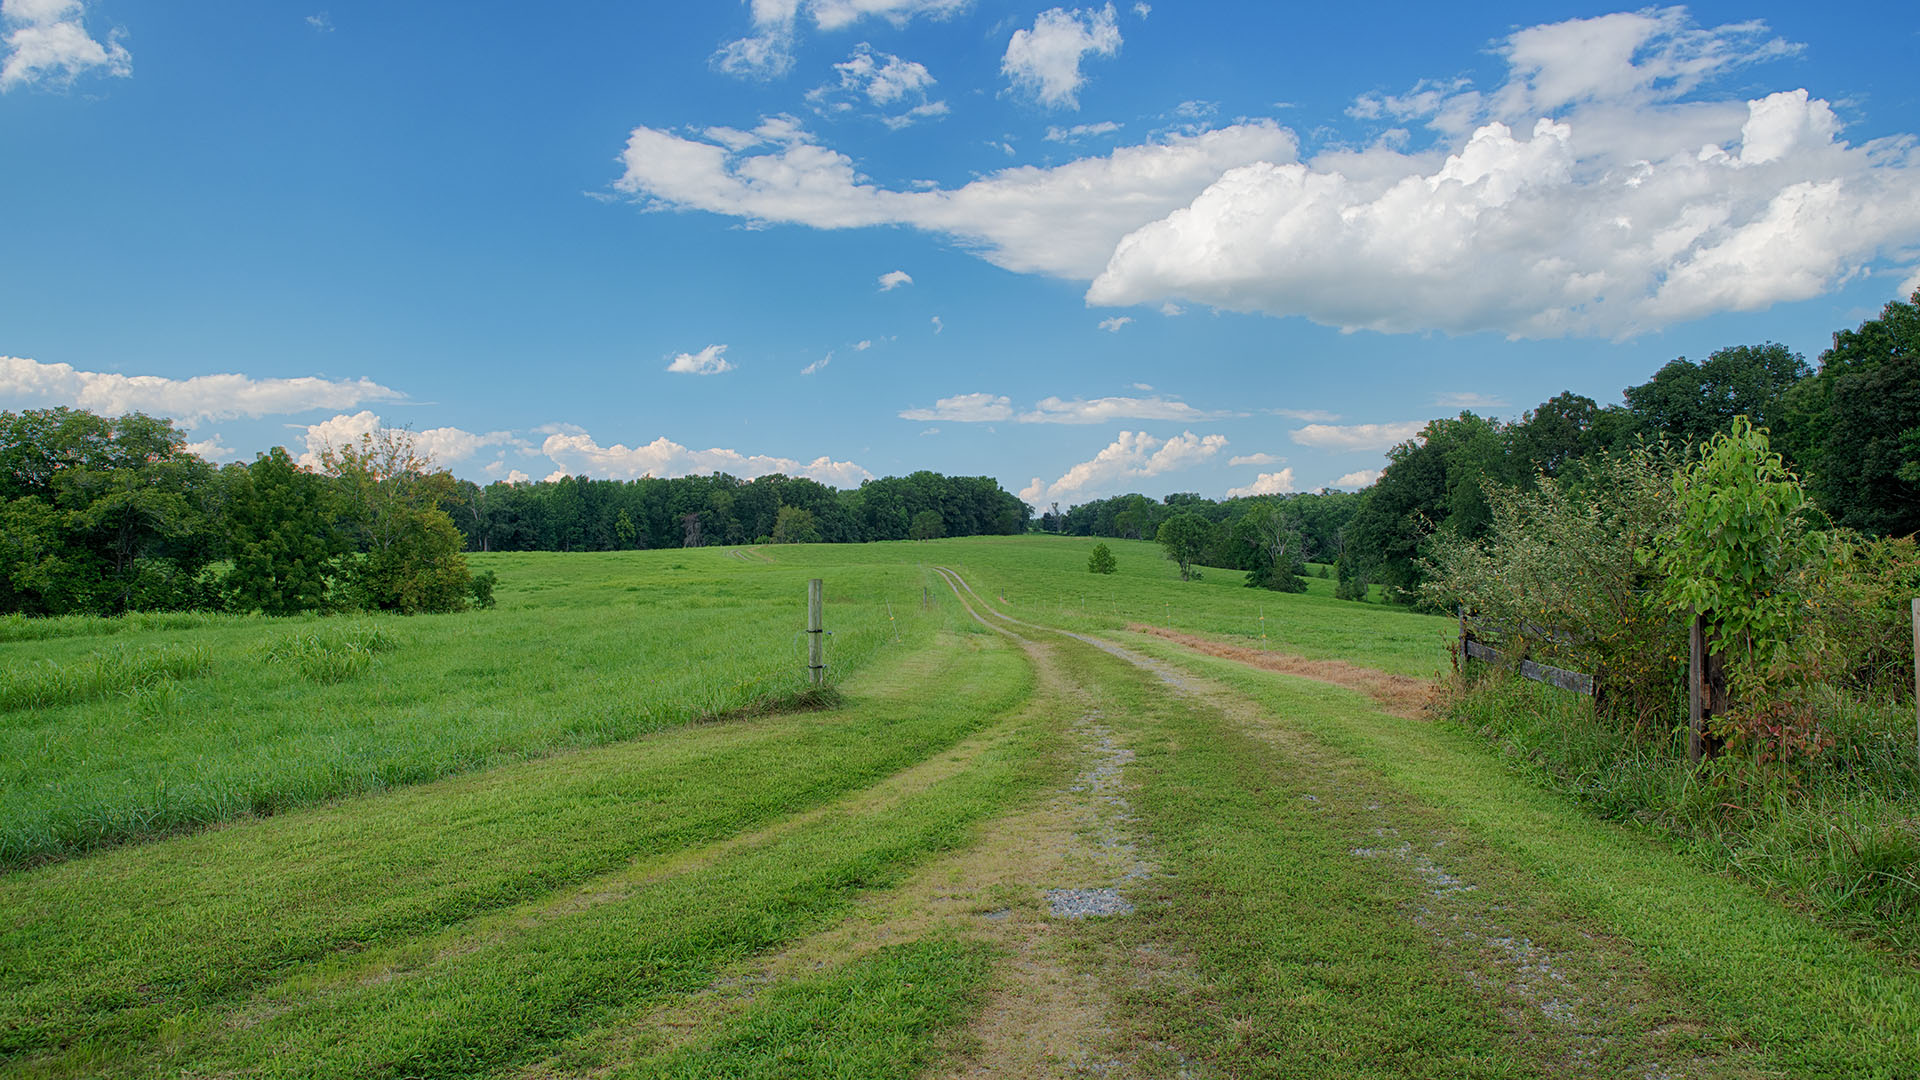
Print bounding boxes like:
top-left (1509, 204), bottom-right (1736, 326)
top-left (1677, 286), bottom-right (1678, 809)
top-left (1050, 291), bottom-right (1919, 605)
top-left (434, 470), bottom-right (1028, 554)
top-left (0, 410), bottom-right (1030, 618)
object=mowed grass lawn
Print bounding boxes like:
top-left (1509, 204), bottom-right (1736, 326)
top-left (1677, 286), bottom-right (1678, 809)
top-left (2, 603), bottom-right (1049, 1077)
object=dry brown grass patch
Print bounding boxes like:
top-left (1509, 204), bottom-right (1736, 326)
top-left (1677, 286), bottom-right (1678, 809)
top-left (1124, 624), bottom-right (1433, 719)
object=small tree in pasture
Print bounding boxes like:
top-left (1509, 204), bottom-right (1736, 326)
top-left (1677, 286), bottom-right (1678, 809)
top-left (1087, 542), bottom-right (1117, 574)
top-left (1156, 513), bottom-right (1212, 581)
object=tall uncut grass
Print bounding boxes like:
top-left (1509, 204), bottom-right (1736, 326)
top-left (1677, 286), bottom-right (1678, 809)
top-left (0, 546), bottom-right (933, 868)
top-left (1443, 669), bottom-right (1920, 954)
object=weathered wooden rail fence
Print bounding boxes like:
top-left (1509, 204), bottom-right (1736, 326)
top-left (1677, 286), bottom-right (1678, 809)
top-left (1460, 599), bottom-right (1920, 767)
top-left (1457, 609), bottom-right (1598, 698)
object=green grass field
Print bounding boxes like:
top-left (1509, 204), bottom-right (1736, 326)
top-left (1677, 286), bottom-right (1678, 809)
top-left (5, 535), bottom-right (1917, 1078)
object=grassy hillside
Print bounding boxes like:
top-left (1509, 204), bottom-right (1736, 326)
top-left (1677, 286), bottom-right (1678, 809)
top-left (6, 536), bottom-right (1916, 1078)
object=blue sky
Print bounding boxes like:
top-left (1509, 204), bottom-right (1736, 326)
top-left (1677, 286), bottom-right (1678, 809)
top-left (4, 2), bottom-right (1918, 507)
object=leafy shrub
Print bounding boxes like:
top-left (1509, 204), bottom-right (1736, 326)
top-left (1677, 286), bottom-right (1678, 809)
top-left (470, 569), bottom-right (498, 610)
top-left (1422, 445), bottom-right (1684, 730)
top-left (1087, 543), bottom-right (1116, 574)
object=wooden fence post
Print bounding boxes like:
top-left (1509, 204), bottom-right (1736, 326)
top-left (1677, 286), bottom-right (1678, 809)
top-left (1458, 606), bottom-right (1470, 672)
top-left (807, 578), bottom-right (825, 686)
top-left (1689, 611), bottom-right (1705, 764)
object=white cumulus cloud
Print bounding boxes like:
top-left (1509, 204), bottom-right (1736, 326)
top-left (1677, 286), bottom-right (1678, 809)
top-left (0, 355), bottom-right (403, 427)
top-left (1334, 469), bottom-right (1382, 488)
top-left (615, 117), bottom-right (1293, 279)
top-left (1020, 429), bottom-right (1226, 505)
top-left (540, 429), bottom-right (871, 486)
top-left (801, 352), bottom-right (832, 375)
top-left (1228, 452), bottom-right (1282, 466)
top-left (1097, 315), bottom-right (1132, 332)
top-left (1290, 421), bottom-right (1424, 452)
top-left (666, 344), bottom-right (735, 375)
top-left (182, 435), bottom-right (235, 462)
top-left (1225, 469), bottom-right (1296, 498)
top-left (1088, 12), bottom-right (1920, 338)
top-left (878, 269), bottom-right (913, 290)
top-left (293, 411), bottom-right (519, 471)
top-left (898, 392), bottom-right (1013, 422)
top-left (1, 0), bottom-right (129, 92)
top-left (1002, 3), bottom-right (1121, 110)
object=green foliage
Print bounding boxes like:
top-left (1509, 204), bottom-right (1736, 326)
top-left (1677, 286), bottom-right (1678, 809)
top-left (1155, 512), bottom-right (1214, 581)
top-left (908, 508), bottom-right (945, 540)
top-left (1796, 533), bottom-right (1920, 694)
top-left (222, 447), bottom-right (346, 615)
top-left (321, 428), bottom-right (475, 614)
top-left (1234, 500), bottom-right (1308, 592)
top-left (0, 407), bottom-right (219, 616)
top-left (1622, 343), bottom-right (1810, 450)
top-left (1423, 447), bottom-right (1682, 728)
top-left (1658, 417), bottom-right (1819, 685)
top-left (1800, 291), bottom-right (1920, 536)
top-left (1087, 541), bottom-right (1117, 574)
top-left (771, 504), bottom-right (822, 544)
top-left (469, 568), bottom-right (498, 609)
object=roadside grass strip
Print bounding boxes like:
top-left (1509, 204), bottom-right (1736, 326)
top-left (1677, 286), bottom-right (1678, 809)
top-left (0, 627), bottom-right (1039, 1077)
top-left (0, 548), bottom-right (925, 867)
top-left (615, 937), bottom-right (998, 1080)
top-left (1117, 631), bottom-right (1920, 1078)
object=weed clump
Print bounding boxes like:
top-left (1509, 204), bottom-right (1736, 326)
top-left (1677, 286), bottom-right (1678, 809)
top-left (261, 623), bottom-right (401, 684)
top-left (0, 644), bottom-right (212, 712)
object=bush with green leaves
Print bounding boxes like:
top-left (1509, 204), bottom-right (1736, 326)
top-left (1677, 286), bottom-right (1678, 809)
top-left (1086, 542), bottom-right (1116, 574)
top-left (1422, 445), bottom-right (1683, 730)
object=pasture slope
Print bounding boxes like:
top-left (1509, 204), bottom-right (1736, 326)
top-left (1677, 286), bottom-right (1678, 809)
top-left (2, 535), bottom-right (1916, 1078)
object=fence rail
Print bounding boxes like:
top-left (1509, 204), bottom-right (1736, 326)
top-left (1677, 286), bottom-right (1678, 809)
top-left (1458, 610), bottom-right (1597, 698)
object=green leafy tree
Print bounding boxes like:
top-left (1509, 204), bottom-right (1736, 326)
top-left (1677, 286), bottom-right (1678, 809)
top-left (1659, 418), bottom-right (1821, 712)
top-left (1622, 343), bottom-right (1810, 451)
top-left (223, 447), bottom-right (346, 615)
top-left (908, 509), bottom-right (944, 540)
top-left (320, 428), bottom-right (473, 614)
top-left (1235, 501), bottom-right (1307, 592)
top-left (1087, 542), bottom-right (1116, 574)
top-left (771, 505), bottom-right (822, 544)
top-left (0, 408), bottom-right (218, 614)
top-left (1791, 290), bottom-right (1920, 536)
top-left (1155, 512), bottom-right (1213, 581)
